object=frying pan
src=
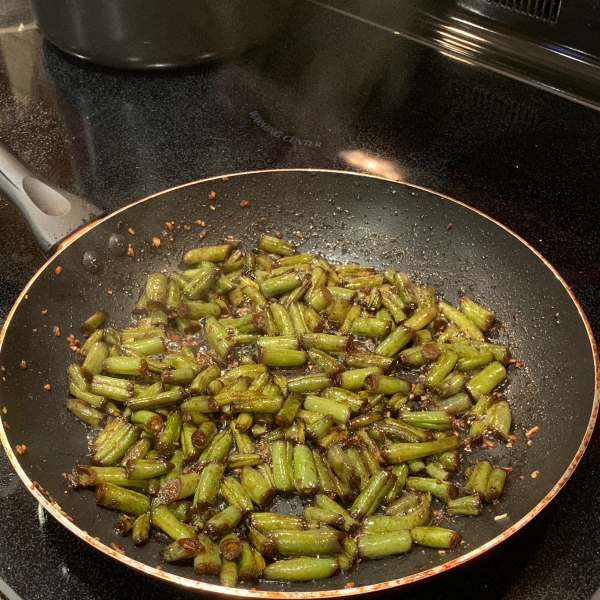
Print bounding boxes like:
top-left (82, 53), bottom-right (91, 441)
top-left (0, 146), bottom-right (597, 597)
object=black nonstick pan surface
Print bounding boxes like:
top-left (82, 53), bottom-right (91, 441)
top-left (0, 169), bottom-right (597, 597)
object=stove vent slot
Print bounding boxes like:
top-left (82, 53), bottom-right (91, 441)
top-left (486, 0), bottom-right (562, 23)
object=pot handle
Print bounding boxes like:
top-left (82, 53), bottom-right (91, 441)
top-left (0, 143), bottom-right (104, 256)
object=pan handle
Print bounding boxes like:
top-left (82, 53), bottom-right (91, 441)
top-left (0, 143), bottom-right (104, 256)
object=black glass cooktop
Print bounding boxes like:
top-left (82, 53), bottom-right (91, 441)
top-left (0, 1), bottom-right (599, 598)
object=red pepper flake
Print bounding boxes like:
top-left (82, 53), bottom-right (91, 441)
top-left (519, 475), bottom-right (525, 480)
top-left (345, 583), bottom-right (355, 589)
top-left (53, 326), bottom-right (61, 337)
top-left (184, 225), bottom-right (191, 231)
top-left (221, 176), bottom-right (229, 182)
top-left (55, 266), bottom-right (62, 275)
top-left (152, 237), bottom-right (161, 247)
top-left (446, 223), bottom-right (453, 231)
top-left (531, 470), bottom-right (539, 478)
top-left (240, 199), bottom-right (250, 208)
top-left (275, 231), bottom-right (282, 238)
top-left (525, 426), bottom-right (539, 437)
top-left (108, 290), bottom-right (114, 295)
top-left (127, 244), bottom-right (135, 257)
top-left (196, 220), bottom-right (206, 227)
top-left (156, 565), bottom-right (163, 571)
top-left (44, 383), bottom-right (51, 391)
top-left (128, 227), bottom-right (135, 235)
top-left (20, 360), bottom-right (27, 369)
top-left (15, 444), bottom-right (26, 455)
top-left (165, 221), bottom-right (174, 230)
top-left (208, 190), bottom-right (216, 200)
top-left (3, 422), bottom-right (9, 430)
top-left (41, 309), bottom-right (48, 315)
top-left (33, 328), bottom-right (38, 333)
top-left (514, 360), bottom-right (524, 369)
top-left (110, 542), bottom-right (125, 555)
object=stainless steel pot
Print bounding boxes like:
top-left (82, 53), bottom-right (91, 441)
top-left (29, 0), bottom-right (293, 69)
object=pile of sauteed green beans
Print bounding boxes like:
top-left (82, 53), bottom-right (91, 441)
top-left (65, 234), bottom-right (513, 586)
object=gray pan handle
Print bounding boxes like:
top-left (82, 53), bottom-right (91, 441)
top-left (0, 143), bottom-right (104, 256)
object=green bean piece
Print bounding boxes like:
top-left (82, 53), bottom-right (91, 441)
top-left (425, 461), bottom-right (450, 481)
top-left (268, 530), bottom-right (343, 557)
top-left (190, 463), bottom-right (224, 512)
top-left (385, 490), bottom-right (422, 516)
top-left (358, 529), bottom-right (412, 560)
top-left (460, 297), bottom-right (496, 332)
top-left (119, 437), bottom-right (153, 467)
top-left (407, 459), bottom-right (427, 474)
top-left (257, 234), bottom-right (296, 256)
top-left (466, 361), bottom-right (507, 399)
top-left (293, 444), bottom-right (320, 496)
top-left (260, 272), bottom-right (303, 299)
top-left (271, 440), bottom-right (295, 492)
top-left (383, 435), bottom-right (461, 464)
top-left (402, 411), bottom-right (453, 431)
top-left (375, 325), bottom-right (416, 357)
top-left (220, 476), bottom-right (254, 513)
top-left (263, 557), bottom-right (339, 582)
top-left (92, 419), bottom-right (141, 466)
top-left (158, 472), bottom-right (201, 502)
top-left (258, 347), bottom-right (307, 368)
top-left (121, 336), bottom-right (166, 356)
top-left (125, 458), bottom-right (173, 480)
top-left (130, 512), bottom-right (151, 546)
top-left (68, 363), bottom-right (89, 391)
top-left (184, 244), bottom-right (233, 265)
top-left (204, 316), bottom-right (235, 362)
top-left (72, 465), bottom-right (147, 489)
top-left (411, 526), bottom-right (462, 549)
top-left (194, 533), bottom-right (222, 575)
top-left (102, 356), bottom-right (148, 377)
top-left (162, 537), bottom-right (204, 563)
top-left (363, 374), bottom-right (410, 395)
top-left (250, 512), bottom-right (307, 533)
top-left (115, 515), bottom-right (136, 536)
top-left (304, 396), bottom-right (350, 426)
top-left (484, 467), bottom-right (508, 502)
top-left (303, 306), bottom-right (324, 332)
top-left (126, 387), bottom-right (188, 410)
top-left (464, 460), bottom-right (493, 496)
top-left (204, 506), bottom-right (242, 540)
top-left (236, 541), bottom-right (260, 583)
top-left (95, 483), bottom-right (150, 516)
top-left (484, 399), bottom-right (512, 440)
top-left (219, 532), bottom-right (244, 561)
top-left (376, 418), bottom-right (433, 443)
top-left (345, 352), bottom-right (395, 373)
top-left (424, 349), bottom-right (458, 388)
top-left (334, 367), bottom-right (383, 391)
top-left (144, 273), bottom-right (168, 311)
top-left (82, 341), bottom-right (110, 378)
top-left (220, 559), bottom-right (238, 588)
top-left (406, 477), bottom-right (458, 503)
top-left (66, 398), bottom-right (107, 428)
top-left (300, 333), bottom-right (351, 353)
top-left (241, 466), bottom-right (275, 509)
top-left (345, 446), bottom-right (371, 489)
top-left (439, 300), bottom-right (486, 342)
top-left (457, 352), bottom-right (495, 372)
top-left (434, 392), bottom-right (473, 415)
top-left (326, 444), bottom-right (359, 490)
top-left (322, 387), bottom-right (364, 413)
top-left (447, 494), bottom-right (483, 516)
top-left (351, 317), bottom-right (391, 339)
top-left (350, 470), bottom-right (395, 520)
top-left (303, 506), bottom-right (345, 528)
top-left (81, 310), bottom-right (110, 335)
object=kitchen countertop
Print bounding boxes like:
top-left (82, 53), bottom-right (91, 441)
top-left (0, 1), bottom-right (599, 598)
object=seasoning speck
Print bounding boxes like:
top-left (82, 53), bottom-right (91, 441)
top-left (199, 230), bottom-right (207, 241)
top-left (20, 360), bottom-right (27, 369)
top-left (210, 205), bottom-right (216, 211)
top-left (446, 223), bottom-right (453, 231)
top-left (240, 199), bottom-right (250, 208)
top-left (110, 542), bottom-right (125, 555)
top-left (44, 383), bottom-right (51, 391)
top-left (525, 426), bottom-right (539, 437)
top-left (15, 444), bottom-right (26, 455)
top-left (152, 237), bottom-right (161, 248)
top-left (53, 326), bottom-right (61, 337)
top-left (128, 227), bottom-right (135, 235)
top-left (127, 244), bottom-right (135, 257)
top-left (531, 470), bottom-right (539, 478)
top-left (184, 225), bottom-right (191, 231)
top-left (208, 190), bottom-right (216, 200)
top-left (108, 290), bottom-right (114, 295)
top-left (344, 582), bottom-right (355, 588)
top-left (33, 328), bottom-right (38, 333)
top-left (196, 220), bottom-right (206, 227)
top-left (41, 309), bottom-right (48, 315)
top-left (494, 513), bottom-right (508, 521)
top-left (3, 422), bottom-right (10, 430)
top-left (221, 176), bottom-right (229, 182)
top-left (55, 266), bottom-right (62, 275)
